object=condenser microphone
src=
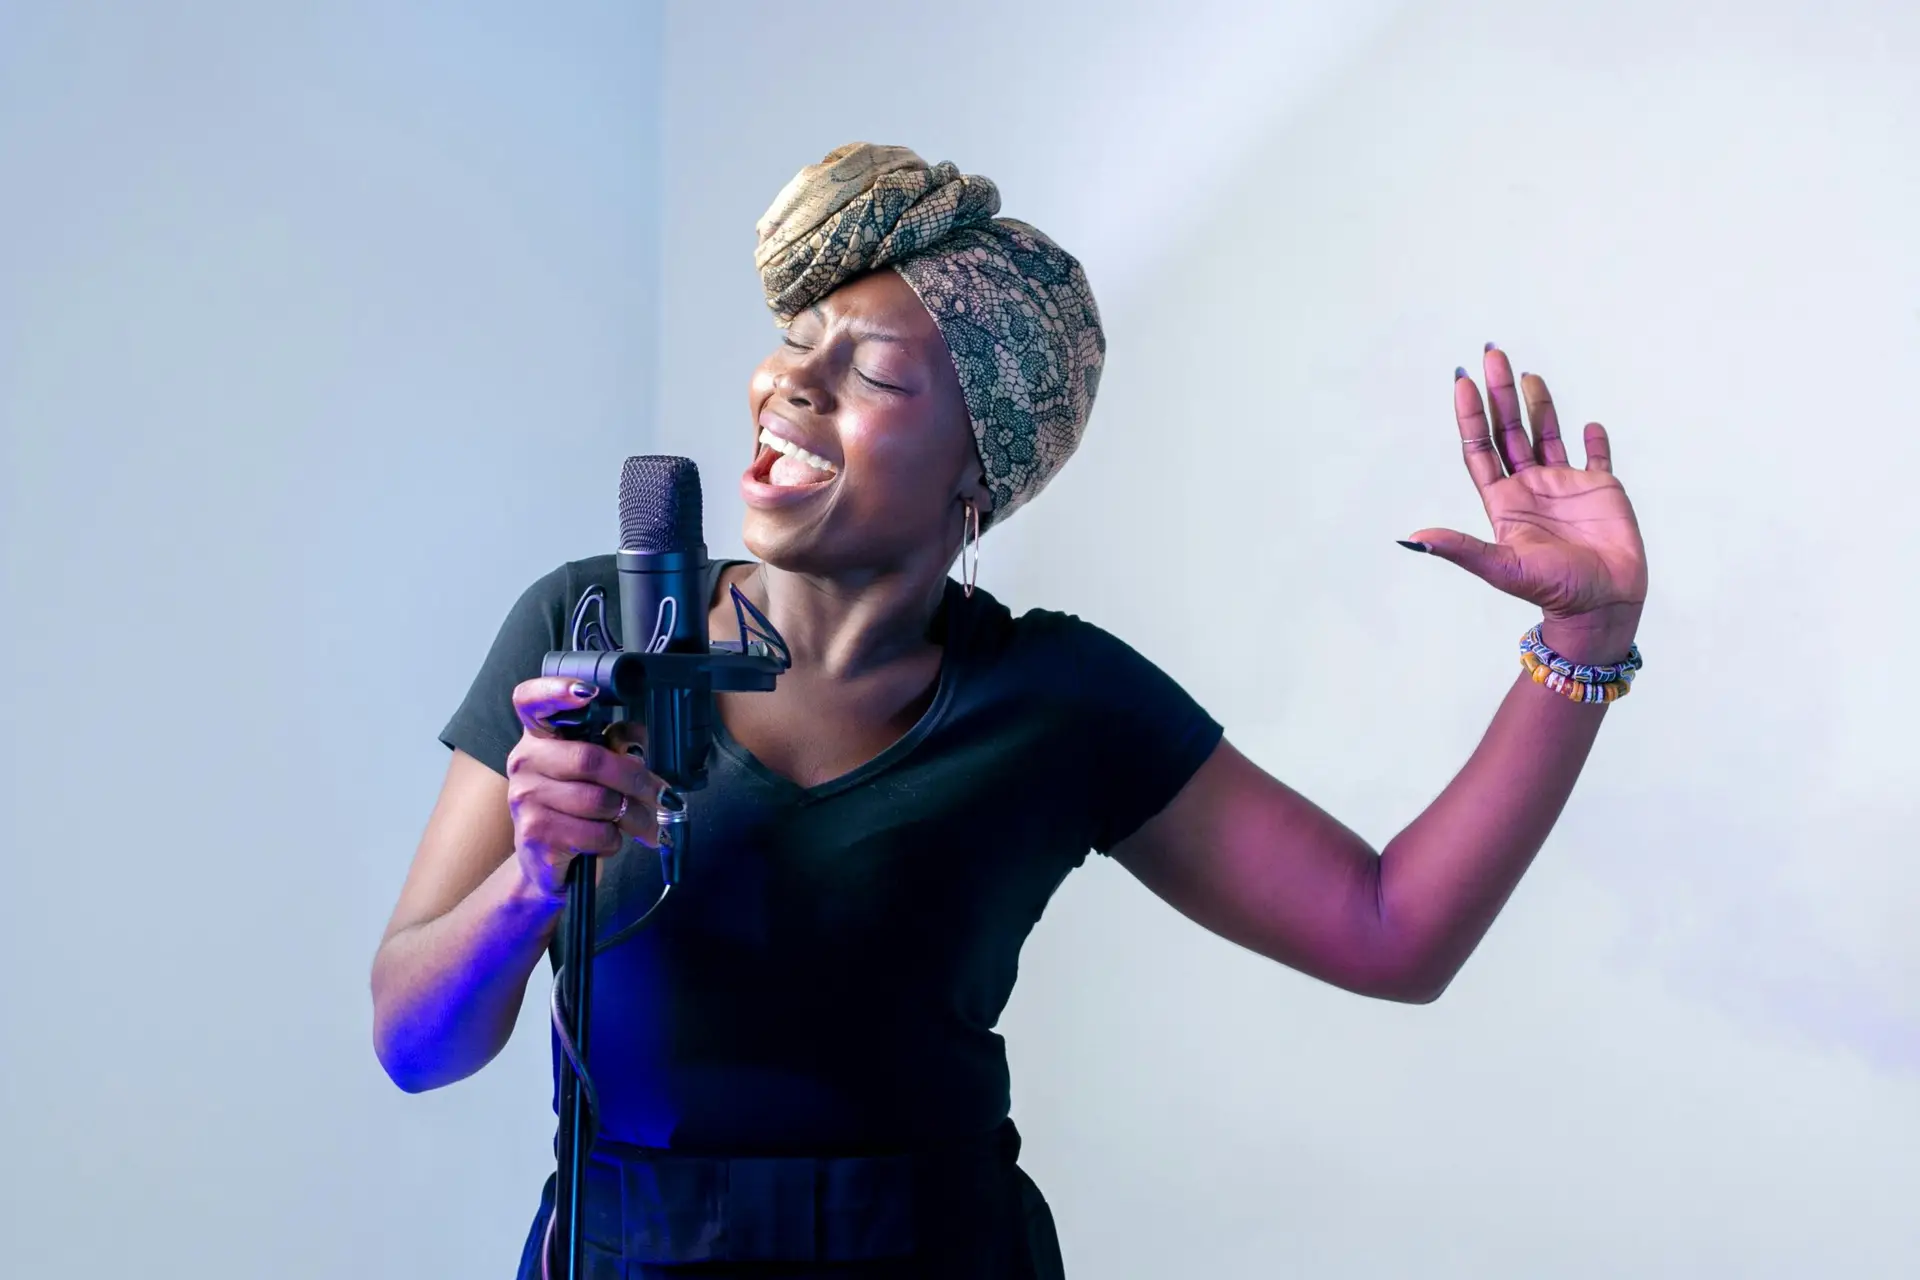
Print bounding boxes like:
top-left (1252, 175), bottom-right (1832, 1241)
top-left (618, 455), bottom-right (710, 659)
top-left (615, 456), bottom-right (715, 827)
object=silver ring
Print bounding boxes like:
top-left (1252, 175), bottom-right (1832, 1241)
top-left (614, 795), bottom-right (630, 823)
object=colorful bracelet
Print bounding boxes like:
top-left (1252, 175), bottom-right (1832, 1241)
top-left (1519, 624), bottom-right (1643, 705)
top-left (1523, 651), bottom-right (1631, 702)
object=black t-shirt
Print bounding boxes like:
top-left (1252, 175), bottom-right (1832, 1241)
top-left (440, 555), bottom-right (1222, 1155)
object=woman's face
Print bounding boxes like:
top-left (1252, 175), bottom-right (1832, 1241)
top-left (741, 269), bottom-right (987, 576)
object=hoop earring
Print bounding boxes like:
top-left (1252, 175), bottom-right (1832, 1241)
top-left (961, 499), bottom-right (980, 599)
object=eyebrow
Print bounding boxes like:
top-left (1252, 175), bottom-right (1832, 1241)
top-left (805, 305), bottom-right (912, 348)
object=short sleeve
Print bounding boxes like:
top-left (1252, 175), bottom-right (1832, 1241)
top-left (438, 562), bottom-right (574, 777)
top-left (1056, 618), bottom-right (1224, 855)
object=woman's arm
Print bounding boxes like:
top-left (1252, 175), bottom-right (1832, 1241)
top-left (370, 750), bottom-right (563, 1092)
top-left (1113, 348), bottom-right (1647, 1000)
top-left (1114, 604), bottom-right (1640, 1003)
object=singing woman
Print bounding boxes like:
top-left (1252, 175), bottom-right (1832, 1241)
top-left (370, 143), bottom-right (1649, 1278)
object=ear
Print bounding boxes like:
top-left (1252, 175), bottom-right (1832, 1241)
top-left (955, 455), bottom-right (993, 520)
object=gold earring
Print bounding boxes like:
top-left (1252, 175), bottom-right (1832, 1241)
top-left (961, 499), bottom-right (980, 598)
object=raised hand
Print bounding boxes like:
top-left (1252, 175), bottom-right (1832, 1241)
top-left (1405, 344), bottom-right (1648, 626)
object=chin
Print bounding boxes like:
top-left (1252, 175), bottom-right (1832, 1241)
top-left (740, 515), bottom-right (825, 573)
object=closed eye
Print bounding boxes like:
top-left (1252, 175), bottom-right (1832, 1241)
top-left (782, 335), bottom-right (900, 392)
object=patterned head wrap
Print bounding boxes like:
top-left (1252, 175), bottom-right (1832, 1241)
top-left (754, 143), bottom-right (1104, 529)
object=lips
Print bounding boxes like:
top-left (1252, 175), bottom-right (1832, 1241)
top-left (755, 412), bottom-right (839, 473)
top-left (748, 444), bottom-right (832, 486)
top-left (742, 414), bottom-right (837, 510)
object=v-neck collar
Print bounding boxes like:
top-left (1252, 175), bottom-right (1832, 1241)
top-left (705, 561), bottom-right (971, 804)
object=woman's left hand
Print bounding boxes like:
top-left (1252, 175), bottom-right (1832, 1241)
top-left (1406, 345), bottom-right (1649, 624)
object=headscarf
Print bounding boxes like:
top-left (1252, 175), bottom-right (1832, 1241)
top-left (753, 143), bottom-right (1104, 529)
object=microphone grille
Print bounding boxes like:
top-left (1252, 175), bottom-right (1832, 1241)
top-left (618, 455), bottom-right (704, 552)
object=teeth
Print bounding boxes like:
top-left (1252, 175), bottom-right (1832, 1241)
top-left (758, 428), bottom-right (836, 475)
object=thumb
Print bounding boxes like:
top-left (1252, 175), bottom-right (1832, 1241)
top-left (513, 675), bottom-right (601, 739)
top-left (1402, 528), bottom-right (1522, 591)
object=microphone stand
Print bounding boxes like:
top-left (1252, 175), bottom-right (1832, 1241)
top-left (551, 853), bottom-right (596, 1280)
top-left (540, 642), bottom-right (782, 1280)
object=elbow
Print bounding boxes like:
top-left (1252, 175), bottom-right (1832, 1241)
top-left (371, 1018), bottom-right (435, 1094)
top-left (379, 1057), bottom-right (433, 1095)
top-left (373, 1025), bottom-right (460, 1094)
top-left (1361, 882), bottom-right (1455, 1004)
top-left (1402, 960), bottom-right (1458, 1005)
top-left (370, 989), bottom-right (499, 1095)
top-left (1318, 958), bottom-right (1449, 1004)
top-left (1359, 952), bottom-right (1455, 1005)
top-left (1364, 974), bottom-right (1449, 1005)
top-left (1385, 974), bottom-right (1450, 1005)
top-left (369, 944), bottom-right (450, 1093)
top-left (369, 982), bottom-right (455, 1094)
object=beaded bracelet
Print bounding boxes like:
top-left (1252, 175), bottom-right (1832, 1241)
top-left (1523, 651), bottom-right (1631, 702)
top-left (1519, 624), bottom-right (1643, 705)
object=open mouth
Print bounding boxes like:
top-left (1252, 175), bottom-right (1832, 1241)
top-left (754, 427), bottom-right (838, 488)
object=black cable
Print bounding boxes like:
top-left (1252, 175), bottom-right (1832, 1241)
top-left (729, 582), bottom-right (791, 669)
top-left (591, 879), bottom-right (675, 958)
top-left (568, 584), bottom-right (614, 653)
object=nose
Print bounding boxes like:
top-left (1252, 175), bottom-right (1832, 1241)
top-left (773, 350), bottom-right (834, 413)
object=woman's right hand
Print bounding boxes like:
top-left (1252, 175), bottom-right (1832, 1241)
top-left (506, 677), bottom-right (661, 902)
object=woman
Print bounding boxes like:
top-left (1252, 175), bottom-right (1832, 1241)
top-left (370, 143), bottom-right (1648, 1278)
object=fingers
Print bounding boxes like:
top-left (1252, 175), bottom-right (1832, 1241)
top-left (596, 722), bottom-right (660, 846)
top-left (506, 748), bottom-right (664, 875)
top-left (1582, 422), bottom-right (1613, 473)
top-left (1520, 372), bottom-right (1571, 467)
top-left (510, 734), bottom-right (660, 803)
top-left (519, 806), bottom-right (629, 858)
top-left (513, 676), bottom-right (599, 738)
top-left (536, 776), bottom-right (640, 823)
top-left (616, 805), bottom-right (662, 852)
top-left (531, 776), bottom-right (662, 850)
top-left (1480, 346), bottom-right (1535, 473)
top-left (602, 719), bottom-right (649, 760)
top-left (1453, 368), bottom-right (1506, 494)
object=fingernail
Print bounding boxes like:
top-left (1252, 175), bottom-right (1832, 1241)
top-left (570, 681), bottom-right (596, 699)
top-left (1453, 366), bottom-right (1467, 380)
top-left (625, 744), bottom-right (645, 759)
top-left (1485, 341), bottom-right (1497, 352)
top-left (1397, 540), bottom-right (1430, 553)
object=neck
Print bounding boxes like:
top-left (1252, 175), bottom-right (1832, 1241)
top-left (741, 554), bottom-right (956, 681)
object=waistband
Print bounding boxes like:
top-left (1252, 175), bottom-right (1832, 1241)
top-left (569, 1120), bottom-right (1023, 1270)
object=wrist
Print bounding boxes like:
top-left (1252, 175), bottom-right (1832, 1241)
top-left (1539, 603), bottom-right (1642, 666)
top-left (500, 850), bottom-right (569, 918)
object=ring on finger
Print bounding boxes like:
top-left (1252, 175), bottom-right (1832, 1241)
top-left (614, 795), bottom-right (630, 823)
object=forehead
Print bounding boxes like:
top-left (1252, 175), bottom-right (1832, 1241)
top-left (808, 270), bottom-right (941, 344)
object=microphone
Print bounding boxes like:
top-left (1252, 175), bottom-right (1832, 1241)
top-left (619, 454), bottom-right (709, 656)
top-left (543, 454), bottom-right (786, 883)
top-left (616, 456), bottom-right (714, 827)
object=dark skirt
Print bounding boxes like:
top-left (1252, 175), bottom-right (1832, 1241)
top-left (515, 1121), bottom-right (1065, 1279)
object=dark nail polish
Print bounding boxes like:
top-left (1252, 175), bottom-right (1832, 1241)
top-left (1485, 341), bottom-right (1497, 351)
top-left (1454, 366), bottom-right (1467, 380)
top-left (570, 681), bottom-right (597, 699)
top-left (1397, 540), bottom-right (1431, 553)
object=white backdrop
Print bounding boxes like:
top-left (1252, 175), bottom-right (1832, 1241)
top-left (1, 2), bottom-right (665, 1275)
top-left (3, 1), bottom-right (1916, 1276)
